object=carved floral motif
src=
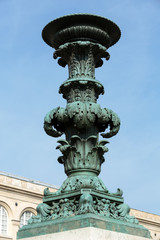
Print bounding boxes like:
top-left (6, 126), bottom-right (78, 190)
top-left (55, 175), bottom-right (109, 193)
top-left (28, 194), bottom-right (138, 225)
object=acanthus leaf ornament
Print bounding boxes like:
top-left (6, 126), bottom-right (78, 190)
top-left (44, 107), bottom-right (64, 137)
top-left (98, 108), bottom-right (121, 138)
top-left (44, 104), bottom-right (120, 140)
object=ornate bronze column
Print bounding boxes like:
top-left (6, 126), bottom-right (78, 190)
top-left (25, 14), bottom-right (147, 229)
top-left (43, 14), bottom-right (120, 180)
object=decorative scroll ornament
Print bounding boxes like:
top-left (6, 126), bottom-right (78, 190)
top-left (44, 104), bottom-right (120, 138)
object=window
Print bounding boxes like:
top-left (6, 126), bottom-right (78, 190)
top-left (0, 205), bottom-right (8, 235)
top-left (20, 211), bottom-right (34, 228)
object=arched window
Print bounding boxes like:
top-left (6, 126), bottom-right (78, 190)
top-left (20, 211), bottom-right (34, 228)
top-left (0, 205), bottom-right (8, 235)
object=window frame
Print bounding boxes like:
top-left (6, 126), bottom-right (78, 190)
top-left (0, 205), bottom-right (8, 235)
top-left (20, 211), bottom-right (34, 228)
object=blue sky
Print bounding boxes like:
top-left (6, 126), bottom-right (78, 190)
top-left (0, 0), bottom-right (160, 215)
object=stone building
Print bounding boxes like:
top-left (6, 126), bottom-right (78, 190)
top-left (0, 171), bottom-right (57, 240)
top-left (0, 171), bottom-right (159, 240)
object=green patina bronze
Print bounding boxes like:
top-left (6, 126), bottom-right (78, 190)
top-left (17, 14), bottom-right (150, 239)
top-left (17, 214), bottom-right (150, 239)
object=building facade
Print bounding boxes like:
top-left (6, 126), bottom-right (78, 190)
top-left (0, 171), bottom-right (57, 240)
top-left (0, 171), bottom-right (159, 240)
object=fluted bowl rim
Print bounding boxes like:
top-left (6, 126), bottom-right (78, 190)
top-left (42, 13), bottom-right (121, 49)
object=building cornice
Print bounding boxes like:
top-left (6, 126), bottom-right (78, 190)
top-left (130, 209), bottom-right (160, 228)
top-left (0, 183), bottom-right (44, 199)
top-left (0, 171), bottom-right (58, 189)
